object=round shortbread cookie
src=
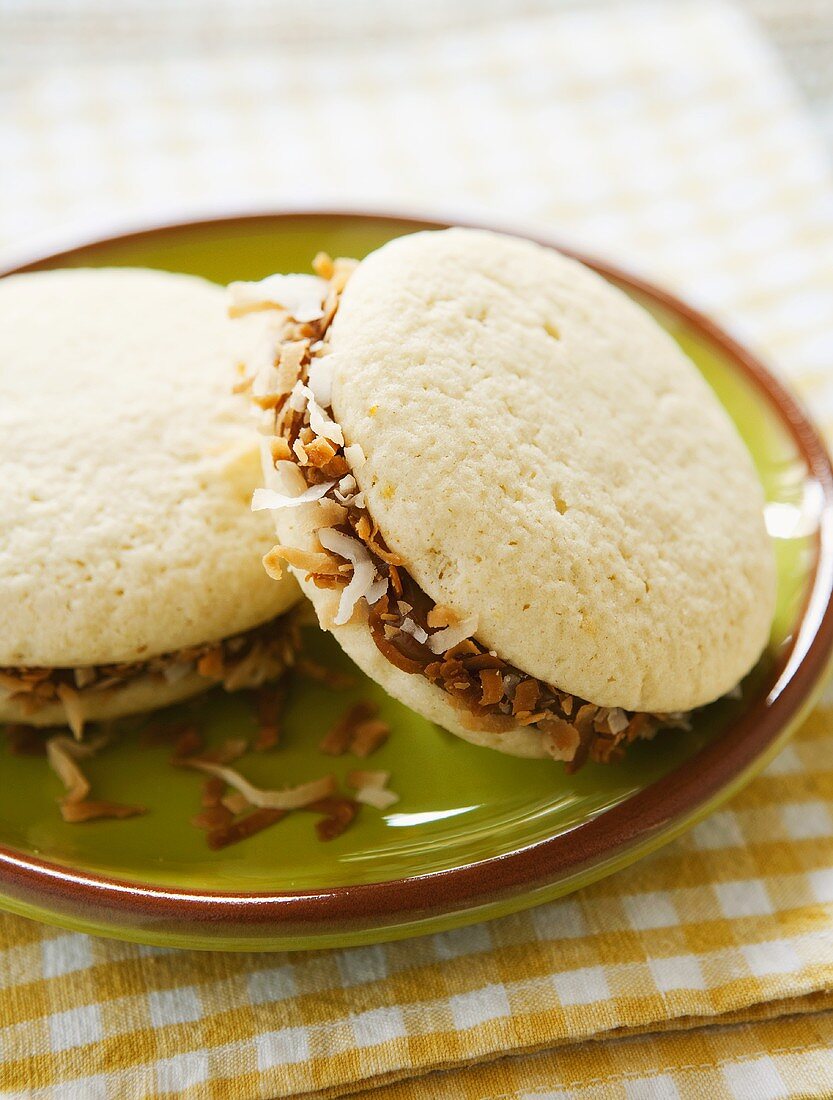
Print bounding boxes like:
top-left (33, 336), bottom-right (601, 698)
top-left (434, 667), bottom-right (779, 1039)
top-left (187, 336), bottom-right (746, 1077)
top-left (274, 228), bottom-right (775, 729)
top-left (0, 268), bottom-right (298, 668)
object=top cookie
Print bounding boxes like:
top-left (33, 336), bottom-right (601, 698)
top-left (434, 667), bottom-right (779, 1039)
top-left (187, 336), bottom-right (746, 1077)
top-left (325, 229), bottom-right (775, 713)
top-left (0, 267), bottom-right (298, 667)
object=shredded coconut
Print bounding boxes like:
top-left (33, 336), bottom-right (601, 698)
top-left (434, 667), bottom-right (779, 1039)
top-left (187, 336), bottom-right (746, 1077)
top-left (400, 617), bottom-right (429, 645)
top-left (251, 481), bottom-right (336, 512)
top-left (307, 356), bottom-right (335, 407)
top-left (344, 443), bottom-right (366, 470)
top-left (182, 759), bottom-right (338, 810)
top-left (304, 386), bottom-right (344, 446)
top-left (427, 614), bottom-right (480, 654)
top-left (318, 527), bottom-right (382, 625)
top-left (228, 273), bottom-right (329, 322)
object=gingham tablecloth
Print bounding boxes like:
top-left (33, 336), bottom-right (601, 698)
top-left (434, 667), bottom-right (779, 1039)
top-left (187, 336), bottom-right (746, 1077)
top-left (3, 2), bottom-right (833, 1097)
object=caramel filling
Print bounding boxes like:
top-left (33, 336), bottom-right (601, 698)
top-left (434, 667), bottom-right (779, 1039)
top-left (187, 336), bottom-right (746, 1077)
top-left (0, 615), bottom-right (298, 735)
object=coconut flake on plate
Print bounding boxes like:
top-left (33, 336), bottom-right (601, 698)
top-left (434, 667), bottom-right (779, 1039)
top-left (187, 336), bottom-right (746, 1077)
top-left (46, 737), bottom-right (91, 803)
top-left (346, 769), bottom-right (399, 809)
top-left (228, 273), bottom-right (329, 323)
top-left (182, 759), bottom-right (337, 810)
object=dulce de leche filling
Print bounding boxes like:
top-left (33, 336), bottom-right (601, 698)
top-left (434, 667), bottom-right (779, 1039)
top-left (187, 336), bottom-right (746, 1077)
top-left (0, 616), bottom-right (299, 738)
top-left (236, 254), bottom-right (690, 770)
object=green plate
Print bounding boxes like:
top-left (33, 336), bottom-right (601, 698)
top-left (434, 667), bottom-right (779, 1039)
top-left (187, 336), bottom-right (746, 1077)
top-left (1, 212), bottom-right (832, 951)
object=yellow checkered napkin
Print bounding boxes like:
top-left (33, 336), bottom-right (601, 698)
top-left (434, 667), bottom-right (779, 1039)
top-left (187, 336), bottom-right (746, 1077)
top-left (3, 2), bottom-right (833, 1096)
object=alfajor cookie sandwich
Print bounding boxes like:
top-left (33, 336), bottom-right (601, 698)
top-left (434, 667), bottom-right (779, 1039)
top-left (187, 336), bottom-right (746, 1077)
top-left (231, 228), bottom-right (776, 769)
top-left (0, 267), bottom-right (300, 737)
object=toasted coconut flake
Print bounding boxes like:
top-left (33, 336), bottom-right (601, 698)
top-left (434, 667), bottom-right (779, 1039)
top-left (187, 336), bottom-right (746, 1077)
top-left (307, 356), bottom-right (335, 407)
top-left (182, 759), bottom-right (338, 810)
top-left (311, 498), bottom-right (348, 530)
top-left (220, 791), bottom-right (251, 814)
top-left (307, 796), bottom-right (358, 841)
top-left (196, 649), bottom-right (225, 680)
top-left (539, 717), bottom-right (581, 761)
top-left (221, 646), bottom-right (281, 692)
top-left (253, 679), bottom-right (287, 751)
top-left (46, 737), bottom-right (91, 804)
top-left (513, 679), bottom-right (540, 716)
top-left (344, 443), bottom-right (366, 470)
top-left (365, 574), bottom-right (390, 607)
top-left (161, 660), bottom-right (194, 685)
top-left (288, 380), bottom-right (307, 411)
top-left (426, 604), bottom-right (459, 629)
top-left (200, 737), bottom-right (249, 765)
top-left (304, 436), bottom-right (337, 468)
top-left (350, 718), bottom-right (390, 758)
top-left (207, 808), bottom-right (287, 850)
top-left (321, 455), bottom-right (350, 478)
top-left (345, 770), bottom-right (398, 808)
top-left (292, 438), bottom-right (308, 465)
top-left (356, 786), bottom-right (399, 809)
top-left (479, 668), bottom-right (504, 707)
top-left (278, 340), bottom-right (308, 380)
top-left (171, 726), bottom-right (204, 762)
top-left (253, 726), bottom-right (279, 752)
top-left (232, 373), bottom-right (254, 395)
top-left (263, 544), bottom-right (341, 580)
top-left (317, 527), bottom-right (381, 625)
top-left (270, 437), bottom-right (293, 463)
top-left (427, 614), bottom-right (479, 655)
top-left (192, 805), bottom-right (233, 830)
top-left (400, 617), bottom-right (428, 645)
top-left (228, 273), bottom-right (328, 322)
top-left (304, 387), bottom-right (344, 446)
top-left (320, 701), bottom-right (378, 755)
top-left (606, 708), bottom-right (629, 734)
top-left (330, 257), bottom-right (358, 292)
top-left (201, 775), bottom-right (226, 808)
top-left (252, 480), bottom-right (336, 512)
top-left (60, 800), bottom-right (145, 824)
top-left (56, 683), bottom-right (85, 739)
top-left (312, 251), bottom-right (335, 279)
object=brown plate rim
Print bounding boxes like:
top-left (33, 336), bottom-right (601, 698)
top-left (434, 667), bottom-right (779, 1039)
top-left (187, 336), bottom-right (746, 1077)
top-left (1, 208), bottom-right (832, 930)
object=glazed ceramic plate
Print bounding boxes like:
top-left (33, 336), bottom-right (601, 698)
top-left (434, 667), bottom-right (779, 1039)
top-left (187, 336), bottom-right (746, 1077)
top-left (2, 212), bottom-right (833, 951)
